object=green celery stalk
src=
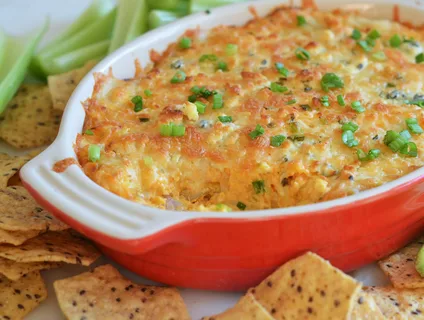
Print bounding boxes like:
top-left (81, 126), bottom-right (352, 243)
top-left (174, 0), bottom-right (190, 15)
top-left (109, 0), bottom-right (149, 53)
top-left (190, 0), bottom-right (246, 13)
top-left (0, 20), bottom-right (48, 114)
top-left (43, 40), bottom-right (109, 75)
top-left (0, 29), bottom-right (6, 67)
top-left (148, 10), bottom-right (181, 29)
top-left (147, 0), bottom-right (179, 10)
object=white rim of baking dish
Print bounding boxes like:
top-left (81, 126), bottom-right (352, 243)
top-left (21, 0), bottom-right (424, 240)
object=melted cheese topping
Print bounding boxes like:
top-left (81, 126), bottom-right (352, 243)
top-left (75, 7), bottom-right (424, 212)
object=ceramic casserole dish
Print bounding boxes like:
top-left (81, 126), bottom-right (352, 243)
top-left (20, 0), bottom-right (424, 291)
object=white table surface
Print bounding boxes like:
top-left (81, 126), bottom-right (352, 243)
top-left (0, 0), bottom-right (389, 318)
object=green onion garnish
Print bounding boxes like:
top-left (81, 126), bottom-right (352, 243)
top-left (170, 70), bottom-right (186, 83)
top-left (160, 123), bottom-right (186, 137)
top-left (270, 82), bottom-right (288, 93)
top-left (88, 144), bottom-right (101, 162)
top-left (400, 130), bottom-right (412, 140)
top-left (383, 130), bottom-right (399, 145)
top-left (218, 115), bottom-right (232, 123)
top-left (351, 101), bottom-right (365, 113)
top-left (172, 124), bottom-right (186, 137)
top-left (217, 61), bottom-right (228, 71)
top-left (342, 130), bottom-right (359, 148)
top-left (275, 62), bottom-right (289, 77)
top-left (287, 99), bottom-right (297, 105)
top-left (320, 96), bottom-right (329, 107)
top-left (372, 51), bottom-right (386, 61)
top-left (84, 129), bottom-right (94, 135)
top-left (179, 37), bottom-right (192, 49)
top-left (213, 93), bottom-right (224, 109)
top-left (407, 100), bottom-right (424, 108)
top-left (131, 95), bottom-right (143, 112)
top-left (195, 101), bottom-right (206, 114)
top-left (416, 53), bottom-right (424, 64)
top-left (252, 180), bottom-right (265, 194)
top-left (406, 118), bottom-right (424, 134)
top-left (295, 47), bottom-right (310, 60)
top-left (367, 29), bottom-right (381, 40)
top-left (357, 40), bottom-right (372, 52)
top-left (351, 29), bottom-right (362, 40)
top-left (270, 135), bottom-right (286, 147)
top-left (297, 15), bottom-right (307, 26)
top-left (143, 156), bottom-right (153, 166)
top-left (237, 201), bottom-right (246, 210)
top-left (226, 44), bottom-right (238, 56)
top-left (357, 149), bottom-right (380, 161)
top-left (191, 86), bottom-right (202, 94)
top-left (160, 124), bottom-right (173, 136)
top-left (390, 34), bottom-right (402, 48)
top-left (188, 94), bottom-right (197, 103)
top-left (321, 73), bottom-right (344, 92)
top-left (199, 54), bottom-right (218, 62)
top-left (399, 142), bottom-right (418, 157)
top-left (288, 135), bottom-right (305, 142)
top-left (342, 122), bottom-right (359, 132)
top-left (337, 95), bottom-right (346, 106)
top-left (249, 124), bottom-right (265, 139)
top-left (384, 131), bottom-right (409, 152)
top-left (144, 89), bottom-right (152, 97)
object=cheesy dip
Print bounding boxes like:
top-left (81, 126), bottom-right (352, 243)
top-left (75, 6), bottom-right (424, 212)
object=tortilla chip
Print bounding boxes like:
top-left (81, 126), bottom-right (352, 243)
top-left (0, 257), bottom-right (62, 281)
top-left (202, 293), bottom-right (274, 320)
top-left (54, 264), bottom-right (190, 320)
top-left (0, 186), bottom-right (68, 232)
top-left (251, 252), bottom-right (362, 319)
top-left (0, 84), bottom-right (59, 149)
top-left (0, 154), bottom-right (30, 188)
top-left (350, 291), bottom-right (385, 319)
top-left (48, 60), bottom-right (96, 111)
top-left (0, 271), bottom-right (47, 319)
top-left (0, 230), bottom-right (100, 265)
top-left (0, 229), bottom-right (41, 246)
top-left (365, 286), bottom-right (424, 318)
top-left (378, 237), bottom-right (424, 289)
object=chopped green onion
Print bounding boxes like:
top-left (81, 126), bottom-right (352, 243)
top-left (237, 201), bottom-right (246, 210)
top-left (84, 129), bottom-right (94, 135)
top-left (218, 115), bottom-right (232, 123)
top-left (179, 37), bottom-right (192, 49)
top-left (337, 95), bottom-right (346, 106)
top-left (321, 73), bottom-right (344, 92)
top-left (172, 124), bottom-right (186, 137)
top-left (320, 96), bottom-right (329, 107)
top-left (195, 101), bottom-right (206, 114)
top-left (216, 203), bottom-right (232, 212)
top-left (131, 95), bottom-right (143, 112)
top-left (144, 89), bottom-right (152, 97)
top-left (170, 70), bottom-right (186, 83)
top-left (342, 122), bottom-right (359, 132)
top-left (372, 51), bottom-right (386, 61)
top-left (342, 130), bottom-right (359, 148)
top-left (139, 117), bottom-right (149, 122)
top-left (199, 54), bottom-right (218, 62)
top-left (88, 144), bottom-right (101, 162)
top-left (191, 86), bottom-right (202, 94)
top-left (297, 15), bottom-right (307, 26)
top-left (217, 61), bottom-right (228, 71)
top-left (388, 136), bottom-right (409, 152)
top-left (143, 156), bottom-right (153, 166)
top-left (213, 93), bottom-right (224, 109)
top-left (188, 94), bottom-right (197, 103)
top-left (252, 180), bottom-right (265, 194)
top-left (270, 82), bottom-right (288, 93)
top-left (390, 34), bottom-right (402, 48)
top-left (249, 124), bottom-right (265, 139)
top-left (160, 123), bottom-right (186, 137)
top-left (406, 118), bottom-right (424, 134)
top-left (160, 124), bottom-right (173, 136)
top-left (383, 130), bottom-right (399, 145)
top-left (416, 53), bottom-right (424, 64)
top-left (351, 101), bottom-right (365, 113)
top-left (288, 135), bottom-right (305, 142)
top-left (399, 142), bottom-right (418, 157)
top-left (270, 135), bottom-right (286, 147)
top-left (400, 129), bottom-right (412, 140)
top-left (295, 47), bottom-right (310, 60)
top-left (275, 62), bottom-right (289, 77)
top-left (226, 44), bottom-right (238, 56)
top-left (287, 99), bottom-right (297, 105)
top-left (357, 40), bottom-right (372, 52)
top-left (407, 100), bottom-right (424, 108)
top-left (351, 29), bottom-right (362, 40)
top-left (367, 29), bottom-right (381, 40)
top-left (357, 149), bottom-right (380, 161)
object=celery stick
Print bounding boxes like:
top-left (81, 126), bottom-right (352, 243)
top-left (109, 0), bottom-right (149, 53)
top-left (0, 29), bottom-right (6, 67)
top-left (147, 0), bottom-right (179, 10)
top-left (174, 0), bottom-right (190, 15)
top-left (43, 40), bottom-right (109, 75)
top-left (148, 10), bottom-right (181, 29)
top-left (0, 20), bottom-right (48, 113)
top-left (190, 0), bottom-right (246, 13)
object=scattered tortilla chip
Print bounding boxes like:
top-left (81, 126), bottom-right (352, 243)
top-left (0, 257), bottom-right (62, 281)
top-left (350, 291), bottom-right (385, 319)
top-left (0, 230), bottom-right (100, 265)
top-left (365, 286), bottom-right (424, 318)
top-left (379, 237), bottom-right (424, 289)
top-left (202, 293), bottom-right (274, 320)
top-left (0, 228), bottom-right (41, 246)
top-left (0, 271), bottom-right (47, 320)
top-left (48, 60), bottom-right (96, 111)
top-left (0, 154), bottom-right (30, 188)
top-left (54, 264), bottom-right (190, 320)
top-left (0, 186), bottom-right (68, 232)
top-left (0, 84), bottom-right (59, 149)
top-left (251, 252), bottom-right (362, 319)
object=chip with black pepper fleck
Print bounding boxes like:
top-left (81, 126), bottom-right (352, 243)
top-left (350, 291), bottom-right (385, 319)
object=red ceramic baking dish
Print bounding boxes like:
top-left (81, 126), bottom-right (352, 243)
top-left (20, 0), bottom-right (424, 291)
